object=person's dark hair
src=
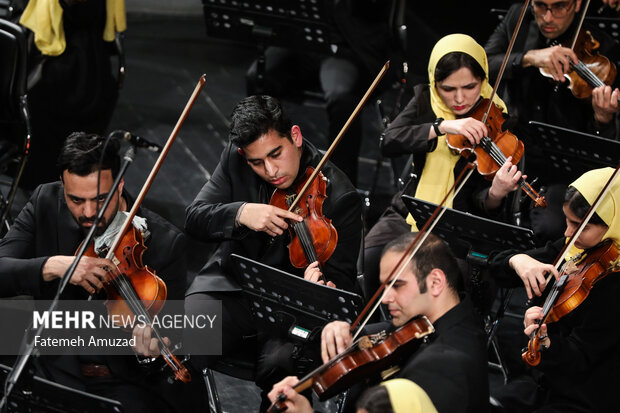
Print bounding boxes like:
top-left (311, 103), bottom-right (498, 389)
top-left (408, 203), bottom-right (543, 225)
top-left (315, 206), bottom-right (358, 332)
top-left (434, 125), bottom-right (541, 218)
top-left (564, 186), bottom-right (607, 226)
top-left (434, 51), bottom-right (486, 84)
top-left (57, 132), bottom-right (121, 178)
top-left (229, 95), bottom-right (293, 147)
top-left (356, 384), bottom-right (394, 413)
top-left (382, 232), bottom-right (461, 294)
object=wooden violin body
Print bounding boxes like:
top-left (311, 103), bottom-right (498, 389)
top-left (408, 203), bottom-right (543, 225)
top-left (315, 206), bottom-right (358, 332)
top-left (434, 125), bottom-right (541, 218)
top-left (270, 167), bottom-right (338, 269)
top-left (446, 98), bottom-right (546, 208)
top-left (446, 99), bottom-right (524, 179)
top-left (567, 30), bottom-right (617, 100)
top-left (270, 316), bottom-right (434, 412)
top-left (311, 316), bottom-right (434, 401)
top-left (84, 225), bottom-right (167, 325)
top-left (82, 224), bottom-right (191, 383)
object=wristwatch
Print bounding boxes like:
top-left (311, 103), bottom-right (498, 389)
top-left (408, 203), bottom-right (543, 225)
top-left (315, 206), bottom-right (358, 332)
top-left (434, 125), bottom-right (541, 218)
top-left (432, 118), bottom-right (445, 136)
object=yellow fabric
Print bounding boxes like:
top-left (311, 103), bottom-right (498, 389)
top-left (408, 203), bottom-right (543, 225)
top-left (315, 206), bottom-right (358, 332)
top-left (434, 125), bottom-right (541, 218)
top-left (19, 0), bottom-right (126, 56)
top-left (382, 378), bottom-right (438, 413)
top-left (104, 0), bottom-right (127, 42)
top-left (567, 167), bottom-right (620, 258)
top-left (20, 0), bottom-right (65, 56)
top-left (406, 33), bottom-right (507, 229)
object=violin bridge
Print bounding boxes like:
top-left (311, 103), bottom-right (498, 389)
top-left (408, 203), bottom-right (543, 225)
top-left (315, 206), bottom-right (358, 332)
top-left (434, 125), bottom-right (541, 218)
top-left (609, 257), bottom-right (620, 273)
top-left (285, 193), bottom-right (296, 205)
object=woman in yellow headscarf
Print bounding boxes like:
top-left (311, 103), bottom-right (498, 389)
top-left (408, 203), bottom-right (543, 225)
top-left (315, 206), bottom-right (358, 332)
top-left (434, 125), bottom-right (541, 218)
top-left (364, 33), bottom-right (522, 291)
top-left (490, 166), bottom-right (620, 412)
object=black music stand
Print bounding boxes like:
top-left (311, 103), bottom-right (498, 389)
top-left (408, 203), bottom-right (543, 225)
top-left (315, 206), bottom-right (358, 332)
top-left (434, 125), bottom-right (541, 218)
top-left (230, 254), bottom-right (363, 343)
top-left (402, 195), bottom-right (536, 382)
top-left (528, 120), bottom-right (620, 183)
top-left (201, 0), bottom-right (341, 93)
top-left (0, 363), bottom-right (123, 412)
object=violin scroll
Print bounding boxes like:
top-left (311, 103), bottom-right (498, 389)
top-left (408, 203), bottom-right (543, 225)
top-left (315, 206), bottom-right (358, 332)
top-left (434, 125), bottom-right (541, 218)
top-left (522, 334), bottom-right (543, 366)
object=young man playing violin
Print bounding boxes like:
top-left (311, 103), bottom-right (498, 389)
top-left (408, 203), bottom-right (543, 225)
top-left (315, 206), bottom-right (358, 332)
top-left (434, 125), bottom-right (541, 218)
top-left (489, 167), bottom-right (620, 412)
top-left (269, 232), bottom-right (489, 413)
top-left (0, 132), bottom-right (207, 412)
top-left (485, 0), bottom-right (620, 243)
top-left (184, 94), bottom-right (362, 409)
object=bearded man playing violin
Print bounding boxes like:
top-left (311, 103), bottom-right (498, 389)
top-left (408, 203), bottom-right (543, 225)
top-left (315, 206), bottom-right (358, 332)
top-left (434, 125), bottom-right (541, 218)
top-left (184, 94), bottom-right (362, 410)
top-left (485, 0), bottom-right (620, 244)
top-left (268, 232), bottom-right (489, 413)
top-left (489, 167), bottom-right (620, 412)
top-left (0, 132), bottom-right (207, 412)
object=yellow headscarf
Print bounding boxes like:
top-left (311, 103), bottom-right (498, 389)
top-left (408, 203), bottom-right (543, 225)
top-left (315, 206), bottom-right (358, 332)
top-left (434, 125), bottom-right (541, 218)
top-left (381, 379), bottom-right (438, 413)
top-left (20, 0), bottom-right (126, 56)
top-left (406, 34), bottom-right (507, 229)
top-left (567, 167), bottom-right (620, 257)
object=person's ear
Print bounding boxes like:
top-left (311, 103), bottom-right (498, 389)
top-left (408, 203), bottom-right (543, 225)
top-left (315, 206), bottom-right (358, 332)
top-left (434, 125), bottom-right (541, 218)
top-left (237, 147), bottom-right (245, 157)
top-left (290, 125), bottom-right (303, 147)
top-left (427, 269), bottom-right (446, 297)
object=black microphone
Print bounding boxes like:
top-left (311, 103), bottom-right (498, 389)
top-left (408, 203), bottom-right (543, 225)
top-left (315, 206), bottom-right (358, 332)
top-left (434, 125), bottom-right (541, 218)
top-left (109, 130), bottom-right (163, 153)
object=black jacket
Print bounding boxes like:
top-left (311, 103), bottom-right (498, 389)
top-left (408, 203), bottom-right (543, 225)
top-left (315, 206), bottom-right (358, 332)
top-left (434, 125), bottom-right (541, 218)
top-left (185, 140), bottom-right (362, 294)
top-left (364, 295), bottom-right (489, 413)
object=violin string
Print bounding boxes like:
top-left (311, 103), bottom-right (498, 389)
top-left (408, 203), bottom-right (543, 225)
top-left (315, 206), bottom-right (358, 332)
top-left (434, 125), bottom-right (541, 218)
top-left (572, 61), bottom-right (604, 88)
top-left (107, 261), bottom-right (176, 364)
top-left (293, 221), bottom-right (319, 263)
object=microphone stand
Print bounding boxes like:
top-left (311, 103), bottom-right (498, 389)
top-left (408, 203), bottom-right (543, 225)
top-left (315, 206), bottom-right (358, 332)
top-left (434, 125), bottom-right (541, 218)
top-left (0, 145), bottom-right (136, 411)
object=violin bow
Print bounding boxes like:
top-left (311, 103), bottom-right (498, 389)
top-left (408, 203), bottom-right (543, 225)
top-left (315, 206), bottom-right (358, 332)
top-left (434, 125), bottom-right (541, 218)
top-left (102, 75), bottom-right (206, 382)
top-left (105, 75), bottom-right (206, 256)
top-left (284, 61), bottom-right (390, 213)
top-left (481, 0), bottom-right (531, 124)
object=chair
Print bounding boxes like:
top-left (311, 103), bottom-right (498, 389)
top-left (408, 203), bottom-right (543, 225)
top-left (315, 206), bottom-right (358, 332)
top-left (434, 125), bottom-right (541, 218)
top-left (0, 18), bottom-right (31, 234)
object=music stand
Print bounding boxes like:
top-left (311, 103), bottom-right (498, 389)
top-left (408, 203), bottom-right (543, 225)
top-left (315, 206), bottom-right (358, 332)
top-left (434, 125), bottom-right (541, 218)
top-left (0, 363), bottom-right (124, 412)
top-left (528, 120), bottom-right (620, 183)
top-left (402, 195), bottom-right (537, 382)
top-left (230, 254), bottom-right (363, 342)
top-left (201, 0), bottom-right (342, 93)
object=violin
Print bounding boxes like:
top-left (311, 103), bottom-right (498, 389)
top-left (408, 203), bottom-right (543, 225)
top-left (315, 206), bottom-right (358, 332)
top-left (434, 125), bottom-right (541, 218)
top-left (522, 239), bottom-right (619, 366)
top-left (84, 224), bottom-right (191, 383)
top-left (564, 30), bottom-right (618, 102)
top-left (269, 316), bottom-right (434, 412)
top-left (540, 0), bottom-right (619, 103)
top-left (269, 167), bottom-right (337, 269)
top-left (446, 98), bottom-right (547, 208)
top-left (266, 61), bottom-right (390, 275)
top-left (81, 75), bottom-right (206, 382)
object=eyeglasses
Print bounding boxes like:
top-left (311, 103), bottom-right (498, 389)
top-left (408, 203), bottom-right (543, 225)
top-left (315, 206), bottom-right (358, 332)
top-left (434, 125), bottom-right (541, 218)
top-left (532, 0), bottom-right (576, 17)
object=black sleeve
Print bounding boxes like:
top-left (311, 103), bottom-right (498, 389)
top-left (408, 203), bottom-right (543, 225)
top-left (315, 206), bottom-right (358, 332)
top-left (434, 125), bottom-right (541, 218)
top-left (484, 4), bottom-right (526, 82)
top-left (381, 86), bottom-right (436, 158)
top-left (486, 238), bottom-right (565, 288)
top-left (184, 145), bottom-right (247, 242)
top-left (322, 189), bottom-right (362, 292)
top-left (0, 186), bottom-right (48, 297)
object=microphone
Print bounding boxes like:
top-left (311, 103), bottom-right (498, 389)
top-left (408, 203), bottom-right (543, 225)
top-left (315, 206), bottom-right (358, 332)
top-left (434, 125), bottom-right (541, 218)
top-left (109, 130), bottom-right (163, 153)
